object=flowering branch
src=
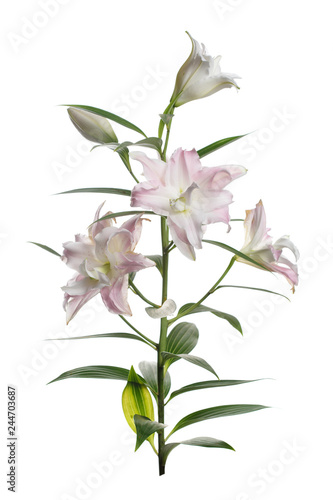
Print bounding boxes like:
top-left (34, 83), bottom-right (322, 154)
top-left (34, 31), bottom-right (299, 477)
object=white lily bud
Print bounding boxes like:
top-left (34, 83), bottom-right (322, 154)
top-left (145, 299), bottom-right (177, 319)
top-left (170, 32), bottom-right (240, 107)
top-left (67, 107), bottom-right (118, 144)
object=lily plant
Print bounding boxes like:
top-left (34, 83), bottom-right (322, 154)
top-left (32, 31), bottom-right (299, 476)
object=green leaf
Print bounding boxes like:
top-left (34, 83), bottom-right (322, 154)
top-left (165, 322), bottom-right (199, 370)
top-left (55, 187), bottom-right (131, 197)
top-left (203, 239), bottom-right (269, 271)
top-left (215, 285), bottom-right (290, 301)
top-left (162, 352), bottom-right (219, 379)
top-left (139, 361), bottom-right (171, 399)
top-left (167, 379), bottom-right (261, 403)
top-left (134, 415), bottom-right (167, 451)
top-left (122, 366), bottom-right (156, 451)
top-left (162, 437), bottom-right (234, 463)
top-left (28, 241), bottom-right (61, 257)
top-left (115, 137), bottom-right (162, 153)
top-left (145, 255), bottom-right (163, 275)
top-left (166, 322), bottom-right (199, 354)
top-left (62, 105), bottom-right (147, 137)
top-left (197, 134), bottom-right (247, 158)
top-left (48, 365), bottom-right (132, 384)
top-left (46, 332), bottom-right (153, 347)
top-left (178, 303), bottom-right (242, 334)
top-left (91, 210), bottom-right (155, 226)
top-left (167, 404), bottom-right (268, 439)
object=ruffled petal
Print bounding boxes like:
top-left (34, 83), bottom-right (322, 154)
top-left (120, 214), bottom-right (144, 249)
top-left (93, 226), bottom-right (118, 262)
top-left (195, 164), bottom-right (246, 192)
top-left (62, 238), bottom-right (95, 273)
top-left (89, 201), bottom-right (114, 239)
top-left (105, 228), bottom-right (133, 256)
top-left (267, 258), bottom-right (299, 292)
top-left (62, 274), bottom-right (100, 324)
top-left (130, 151), bottom-right (167, 185)
top-left (200, 189), bottom-right (233, 225)
top-left (242, 200), bottom-right (272, 252)
top-left (166, 148), bottom-right (201, 189)
top-left (100, 276), bottom-right (132, 315)
top-left (130, 183), bottom-right (171, 216)
top-left (115, 252), bottom-right (156, 274)
top-left (167, 216), bottom-right (196, 260)
top-left (61, 275), bottom-right (100, 296)
top-left (273, 236), bottom-right (300, 260)
top-left (170, 32), bottom-right (204, 103)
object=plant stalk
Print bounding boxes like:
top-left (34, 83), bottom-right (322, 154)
top-left (168, 256), bottom-right (236, 325)
top-left (157, 217), bottom-right (169, 475)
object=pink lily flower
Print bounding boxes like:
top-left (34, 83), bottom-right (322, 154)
top-left (130, 148), bottom-right (246, 259)
top-left (61, 204), bottom-right (155, 323)
top-left (170, 32), bottom-right (240, 107)
top-left (238, 200), bottom-right (299, 291)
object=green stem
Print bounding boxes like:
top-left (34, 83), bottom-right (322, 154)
top-left (158, 102), bottom-right (174, 140)
top-left (157, 217), bottom-right (170, 475)
top-left (119, 315), bottom-right (157, 349)
top-left (168, 256), bottom-right (236, 325)
top-left (129, 279), bottom-right (159, 308)
top-left (128, 170), bottom-right (139, 184)
top-left (162, 125), bottom-right (171, 161)
top-left (165, 240), bottom-right (174, 253)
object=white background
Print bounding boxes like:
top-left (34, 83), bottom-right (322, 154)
top-left (1, 0), bottom-right (333, 499)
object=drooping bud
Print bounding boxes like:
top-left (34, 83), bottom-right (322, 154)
top-left (67, 107), bottom-right (118, 144)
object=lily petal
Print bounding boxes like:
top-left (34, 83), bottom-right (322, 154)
top-left (130, 151), bottom-right (167, 185)
top-left (101, 276), bottom-right (132, 315)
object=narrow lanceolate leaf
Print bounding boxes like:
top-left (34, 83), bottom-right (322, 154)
top-left (134, 415), bottom-right (167, 451)
top-left (197, 134), bottom-right (247, 158)
top-left (28, 242), bottom-right (61, 257)
top-left (215, 285), bottom-right (290, 301)
top-left (91, 210), bottom-right (155, 226)
top-left (62, 105), bottom-right (147, 137)
top-left (203, 239), bottom-right (269, 271)
top-left (48, 365), bottom-right (132, 384)
top-left (145, 255), bottom-right (163, 275)
top-left (55, 187), bottom-right (131, 197)
top-left (167, 379), bottom-right (261, 403)
top-left (122, 366), bottom-right (156, 451)
top-left (167, 405), bottom-right (269, 439)
top-left (162, 437), bottom-right (234, 463)
top-left (46, 332), bottom-right (153, 347)
top-left (165, 322), bottom-right (199, 370)
top-left (162, 352), bottom-right (219, 379)
top-left (178, 303), bottom-right (242, 334)
top-left (139, 361), bottom-right (171, 398)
